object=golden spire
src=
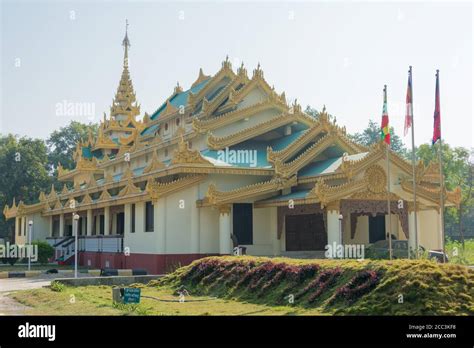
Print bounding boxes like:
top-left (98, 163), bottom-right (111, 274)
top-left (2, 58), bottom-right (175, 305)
top-left (123, 19), bottom-right (130, 68)
top-left (109, 19), bottom-right (140, 121)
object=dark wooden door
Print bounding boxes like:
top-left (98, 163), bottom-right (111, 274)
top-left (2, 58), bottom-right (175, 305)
top-left (369, 214), bottom-right (386, 243)
top-left (116, 213), bottom-right (125, 235)
top-left (285, 214), bottom-right (326, 251)
top-left (233, 203), bottom-right (253, 245)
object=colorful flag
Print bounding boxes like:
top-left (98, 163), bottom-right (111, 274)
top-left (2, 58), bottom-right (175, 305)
top-left (432, 70), bottom-right (441, 145)
top-left (404, 67), bottom-right (413, 136)
top-left (380, 85), bottom-right (390, 145)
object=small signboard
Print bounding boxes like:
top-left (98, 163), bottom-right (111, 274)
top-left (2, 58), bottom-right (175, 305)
top-left (123, 288), bottom-right (141, 304)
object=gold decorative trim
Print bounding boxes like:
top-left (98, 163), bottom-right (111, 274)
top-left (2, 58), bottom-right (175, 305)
top-left (145, 175), bottom-right (206, 202)
top-left (143, 150), bottom-right (165, 174)
top-left (207, 111), bottom-right (311, 150)
top-left (118, 179), bottom-right (141, 197)
top-left (203, 175), bottom-right (297, 206)
top-left (171, 136), bottom-right (212, 165)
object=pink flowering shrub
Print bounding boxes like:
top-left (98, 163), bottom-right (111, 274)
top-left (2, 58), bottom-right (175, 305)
top-left (331, 270), bottom-right (379, 304)
top-left (295, 267), bottom-right (342, 302)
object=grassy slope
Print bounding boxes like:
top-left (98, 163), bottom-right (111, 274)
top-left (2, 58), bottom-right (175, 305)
top-left (158, 256), bottom-right (474, 315)
top-left (10, 284), bottom-right (321, 315)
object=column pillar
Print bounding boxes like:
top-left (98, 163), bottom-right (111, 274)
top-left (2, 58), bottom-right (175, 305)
top-left (124, 204), bottom-right (131, 234)
top-left (326, 209), bottom-right (341, 257)
top-left (59, 213), bottom-right (65, 237)
top-left (104, 206), bottom-right (110, 236)
top-left (218, 204), bottom-right (232, 255)
top-left (154, 199), bottom-right (166, 253)
top-left (21, 216), bottom-right (25, 237)
top-left (15, 216), bottom-right (20, 240)
top-left (86, 209), bottom-right (93, 236)
top-left (408, 211), bottom-right (420, 255)
top-left (190, 187), bottom-right (200, 254)
top-left (49, 216), bottom-right (53, 237)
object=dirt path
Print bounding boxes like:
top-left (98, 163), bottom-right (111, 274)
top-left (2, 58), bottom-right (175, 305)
top-left (0, 277), bottom-right (53, 315)
top-left (0, 292), bottom-right (30, 315)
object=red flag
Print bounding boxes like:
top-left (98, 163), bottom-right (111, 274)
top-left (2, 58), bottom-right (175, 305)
top-left (432, 70), bottom-right (441, 145)
top-left (404, 67), bottom-right (413, 136)
top-left (380, 85), bottom-right (390, 145)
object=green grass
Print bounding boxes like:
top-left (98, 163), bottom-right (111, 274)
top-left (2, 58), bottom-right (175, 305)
top-left (9, 284), bottom-right (320, 316)
top-left (446, 238), bottom-right (474, 265)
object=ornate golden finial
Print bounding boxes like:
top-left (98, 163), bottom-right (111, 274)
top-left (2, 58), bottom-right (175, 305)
top-left (174, 81), bottom-right (183, 94)
top-left (122, 19), bottom-right (130, 67)
top-left (253, 62), bottom-right (264, 79)
top-left (191, 68), bottom-right (210, 88)
top-left (222, 55), bottom-right (232, 70)
top-left (237, 62), bottom-right (247, 78)
top-left (143, 112), bottom-right (150, 124)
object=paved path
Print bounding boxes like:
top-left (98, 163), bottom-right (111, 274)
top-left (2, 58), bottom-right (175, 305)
top-left (0, 274), bottom-right (92, 315)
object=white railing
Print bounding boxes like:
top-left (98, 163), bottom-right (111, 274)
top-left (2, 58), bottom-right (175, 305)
top-left (78, 236), bottom-right (123, 253)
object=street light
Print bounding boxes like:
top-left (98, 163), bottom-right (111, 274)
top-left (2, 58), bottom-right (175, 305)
top-left (338, 214), bottom-right (343, 249)
top-left (73, 213), bottom-right (80, 279)
top-left (28, 220), bottom-right (33, 271)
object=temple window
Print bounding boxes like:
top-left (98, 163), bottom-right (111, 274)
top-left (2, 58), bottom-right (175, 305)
top-left (164, 123), bottom-right (169, 132)
top-left (145, 201), bottom-right (154, 232)
top-left (176, 118), bottom-right (180, 126)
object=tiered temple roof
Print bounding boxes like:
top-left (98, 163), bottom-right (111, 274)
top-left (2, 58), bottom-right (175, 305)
top-left (3, 23), bottom-right (462, 220)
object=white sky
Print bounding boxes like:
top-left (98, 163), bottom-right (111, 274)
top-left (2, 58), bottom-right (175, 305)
top-left (1, 0), bottom-right (472, 149)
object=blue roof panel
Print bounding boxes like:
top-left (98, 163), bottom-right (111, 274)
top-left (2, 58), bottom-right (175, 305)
top-left (150, 79), bottom-right (210, 121)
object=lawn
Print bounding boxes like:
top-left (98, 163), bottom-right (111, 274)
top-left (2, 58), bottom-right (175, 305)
top-left (9, 284), bottom-right (322, 316)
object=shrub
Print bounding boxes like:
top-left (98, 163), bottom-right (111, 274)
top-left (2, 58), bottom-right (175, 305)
top-left (332, 270), bottom-right (379, 304)
top-left (32, 240), bottom-right (54, 265)
top-left (50, 281), bottom-right (65, 292)
top-left (295, 268), bottom-right (342, 302)
top-left (1, 257), bottom-right (18, 266)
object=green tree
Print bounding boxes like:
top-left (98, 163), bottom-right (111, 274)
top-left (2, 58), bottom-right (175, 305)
top-left (416, 143), bottom-right (474, 246)
top-left (0, 135), bottom-right (52, 239)
top-left (348, 120), bottom-right (407, 156)
top-left (46, 121), bottom-right (98, 172)
top-left (33, 240), bottom-right (55, 264)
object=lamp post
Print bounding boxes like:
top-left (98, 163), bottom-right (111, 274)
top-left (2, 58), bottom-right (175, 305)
top-left (338, 214), bottom-right (343, 249)
top-left (28, 220), bottom-right (33, 271)
top-left (73, 213), bottom-right (80, 278)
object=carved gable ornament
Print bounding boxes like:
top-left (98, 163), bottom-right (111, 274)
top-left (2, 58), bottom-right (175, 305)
top-left (365, 165), bottom-right (386, 194)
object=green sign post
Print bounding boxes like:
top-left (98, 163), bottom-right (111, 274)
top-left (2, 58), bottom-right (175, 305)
top-left (123, 288), bottom-right (141, 304)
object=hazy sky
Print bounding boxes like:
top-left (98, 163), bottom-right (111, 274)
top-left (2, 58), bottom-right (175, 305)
top-left (1, 0), bottom-right (472, 149)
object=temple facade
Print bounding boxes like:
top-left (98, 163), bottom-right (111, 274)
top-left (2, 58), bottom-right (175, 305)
top-left (3, 26), bottom-right (461, 274)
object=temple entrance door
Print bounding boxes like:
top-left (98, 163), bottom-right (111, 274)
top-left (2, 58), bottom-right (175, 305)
top-left (285, 214), bottom-right (326, 251)
top-left (369, 214), bottom-right (386, 243)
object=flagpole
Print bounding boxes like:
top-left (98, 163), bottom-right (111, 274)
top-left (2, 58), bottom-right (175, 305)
top-left (384, 84), bottom-right (393, 260)
top-left (409, 66), bottom-right (419, 258)
top-left (387, 141), bottom-right (393, 260)
top-left (438, 138), bottom-right (446, 262)
top-left (436, 70), bottom-right (446, 262)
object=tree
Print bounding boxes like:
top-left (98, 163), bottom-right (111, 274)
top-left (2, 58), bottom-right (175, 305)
top-left (33, 240), bottom-right (54, 264)
top-left (416, 143), bottom-right (474, 246)
top-left (46, 121), bottom-right (98, 172)
top-left (0, 135), bottom-right (52, 239)
top-left (348, 120), bottom-right (408, 157)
